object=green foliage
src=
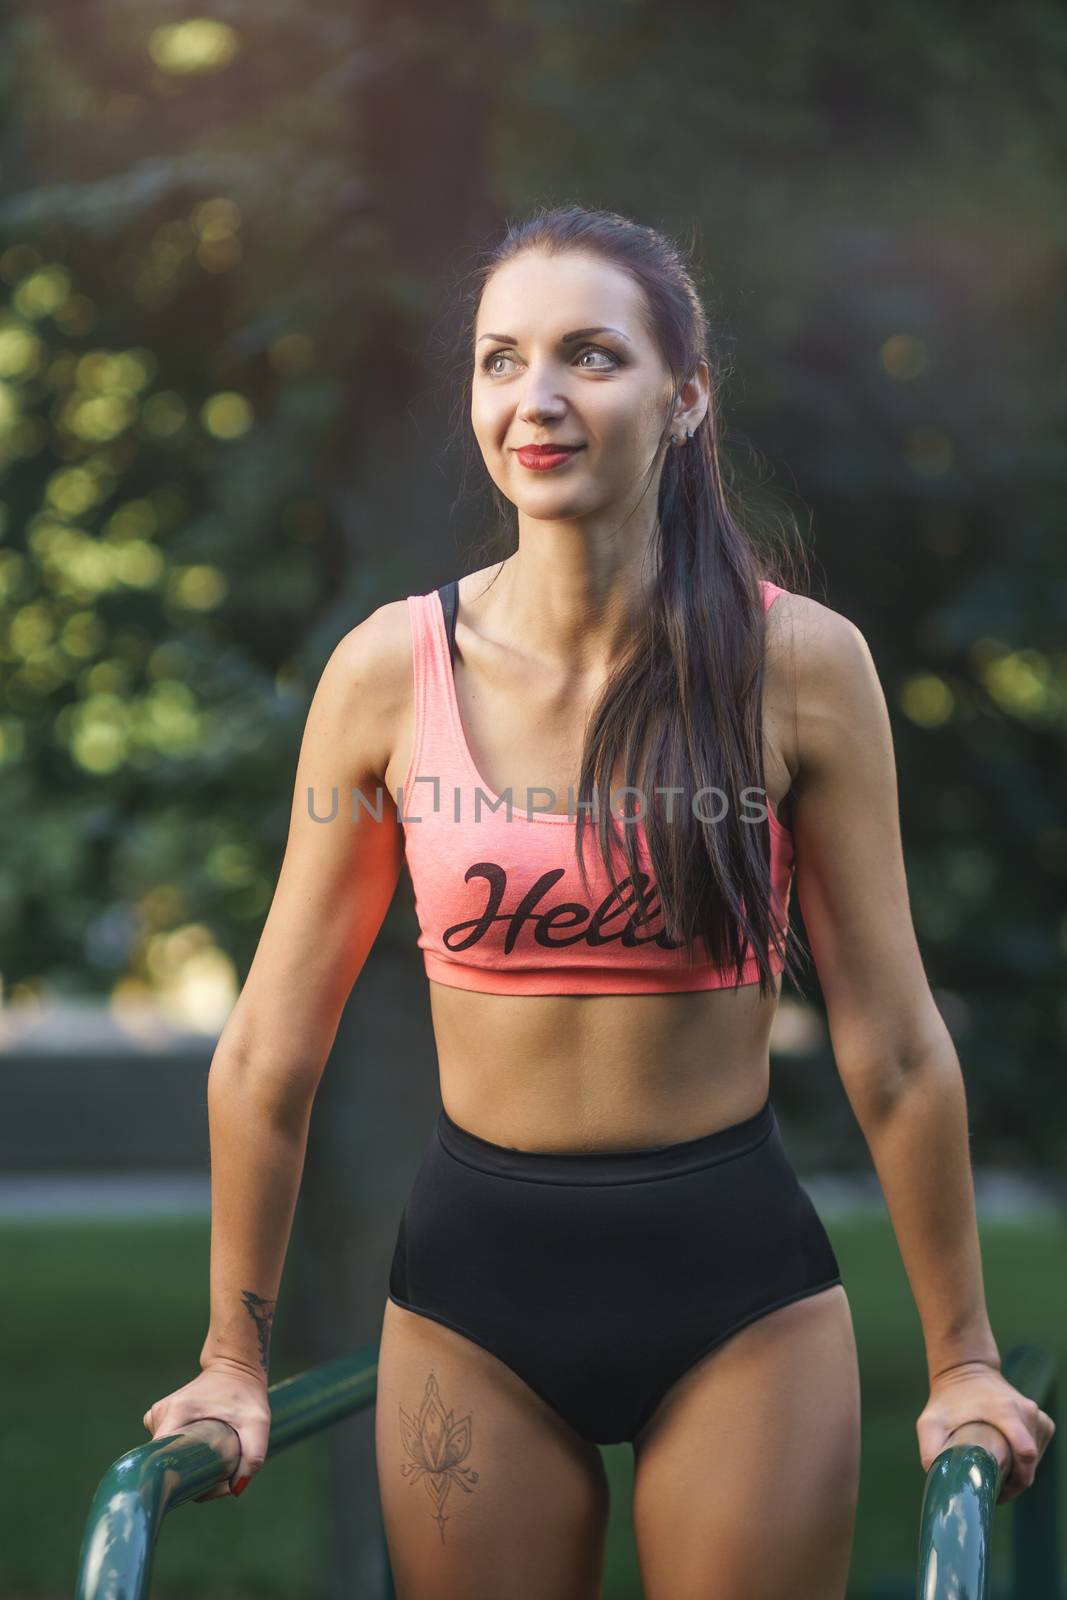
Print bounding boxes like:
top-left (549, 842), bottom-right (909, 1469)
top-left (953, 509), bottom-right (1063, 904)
top-left (3, 1218), bottom-right (324, 1597)
top-left (0, 1), bottom-right (1064, 1146)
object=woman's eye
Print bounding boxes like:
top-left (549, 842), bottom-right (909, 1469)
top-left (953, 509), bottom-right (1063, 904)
top-left (576, 346), bottom-right (618, 369)
top-left (479, 344), bottom-right (619, 376)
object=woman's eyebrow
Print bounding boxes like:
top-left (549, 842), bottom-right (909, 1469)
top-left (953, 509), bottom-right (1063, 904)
top-left (475, 325), bottom-right (633, 345)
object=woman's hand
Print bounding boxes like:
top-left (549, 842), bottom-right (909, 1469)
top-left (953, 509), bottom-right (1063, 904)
top-left (142, 1358), bottom-right (272, 1502)
top-left (916, 1358), bottom-right (1056, 1506)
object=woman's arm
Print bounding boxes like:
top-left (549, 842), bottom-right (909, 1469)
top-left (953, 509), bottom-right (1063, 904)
top-left (782, 595), bottom-right (1055, 1506)
top-left (782, 595), bottom-right (999, 1383)
top-left (197, 602), bottom-right (410, 1377)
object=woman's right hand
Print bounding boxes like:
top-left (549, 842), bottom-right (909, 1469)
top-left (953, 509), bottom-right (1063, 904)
top-left (142, 1358), bottom-right (273, 1501)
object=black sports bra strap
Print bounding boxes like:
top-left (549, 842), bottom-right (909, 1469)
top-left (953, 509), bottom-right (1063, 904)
top-left (437, 580), bottom-right (459, 671)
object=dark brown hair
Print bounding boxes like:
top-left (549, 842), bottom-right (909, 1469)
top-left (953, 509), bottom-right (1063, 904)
top-left (444, 203), bottom-right (812, 995)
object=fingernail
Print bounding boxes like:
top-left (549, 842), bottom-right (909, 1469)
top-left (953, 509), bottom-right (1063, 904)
top-left (233, 1476), bottom-right (251, 1497)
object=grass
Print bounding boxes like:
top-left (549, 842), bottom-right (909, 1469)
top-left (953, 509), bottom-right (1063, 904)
top-left (3, 1211), bottom-right (1064, 1598)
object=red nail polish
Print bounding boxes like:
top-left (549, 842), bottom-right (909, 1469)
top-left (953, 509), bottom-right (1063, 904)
top-left (233, 1476), bottom-right (251, 1497)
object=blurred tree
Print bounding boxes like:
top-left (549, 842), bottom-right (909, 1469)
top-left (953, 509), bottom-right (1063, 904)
top-left (0, 3), bottom-right (507, 1596)
top-left (0, 0), bottom-right (1064, 1544)
top-left (3, 5), bottom-right (1062, 1148)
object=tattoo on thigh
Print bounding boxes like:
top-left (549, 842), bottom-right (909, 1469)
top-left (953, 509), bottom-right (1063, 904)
top-left (399, 1369), bottom-right (481, 1541)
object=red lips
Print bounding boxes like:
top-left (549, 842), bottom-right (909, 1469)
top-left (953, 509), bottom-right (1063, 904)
top-left (515, 445), bottom-right (584, 470)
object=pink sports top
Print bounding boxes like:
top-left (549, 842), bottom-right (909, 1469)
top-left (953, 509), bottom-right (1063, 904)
top-left (398, 579), bottom-right (795, 995)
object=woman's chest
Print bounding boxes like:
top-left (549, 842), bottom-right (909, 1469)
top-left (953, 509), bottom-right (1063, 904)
top-left (386, 647), bottom-right (797, 827)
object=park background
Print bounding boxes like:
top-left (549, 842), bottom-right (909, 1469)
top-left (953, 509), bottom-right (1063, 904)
top-left (1, 1), bottom-right (1064, 1596)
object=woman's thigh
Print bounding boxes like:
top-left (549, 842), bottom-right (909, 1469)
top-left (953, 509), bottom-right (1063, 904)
top-left (375, 1298), bottom-right (611, 1600)
top-left (631, 1284), bottom-right (861, 1600)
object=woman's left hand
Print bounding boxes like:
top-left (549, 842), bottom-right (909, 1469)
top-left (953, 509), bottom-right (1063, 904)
top-left (916, 1358), bottom-right (1056, 1506)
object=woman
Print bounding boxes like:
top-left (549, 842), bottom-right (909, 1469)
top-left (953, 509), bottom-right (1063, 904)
top-left (143, 206), bottom-right (1053, 1598)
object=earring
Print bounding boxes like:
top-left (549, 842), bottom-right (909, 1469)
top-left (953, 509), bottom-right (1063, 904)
top-left (671, 427), bottom-right (694, 445)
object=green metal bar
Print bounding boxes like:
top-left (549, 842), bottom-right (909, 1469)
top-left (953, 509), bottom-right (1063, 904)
top-left (75, 1342), bottom-right (394, 1600)
top-left (914, 1342), bottom-right (1060, 1600)
top-left (78, 1336), bottom-right (1059, 1600)
top-left (1009, 1356), bottom-right (1059, 1599)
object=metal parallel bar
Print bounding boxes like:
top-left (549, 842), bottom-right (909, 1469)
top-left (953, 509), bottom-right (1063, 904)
top-left (74, 1341), bottom-right (389, 1600)
top-left (1009, 1360), bottom-right (1059, 1598)
top-left (76, 1337), bottom-right (1059, 1600)
top-left (914, 1342), bottom-right (1060, 1600)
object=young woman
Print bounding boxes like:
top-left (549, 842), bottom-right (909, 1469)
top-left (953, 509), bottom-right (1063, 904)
top-left (143, 206), bottom-right (1053, 1599)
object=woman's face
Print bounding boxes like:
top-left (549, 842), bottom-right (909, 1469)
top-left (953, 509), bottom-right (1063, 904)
top-left (471, 250), bottom-right (690, 521)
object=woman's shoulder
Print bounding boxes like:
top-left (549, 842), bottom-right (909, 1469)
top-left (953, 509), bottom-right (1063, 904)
top-left (759, 585), bottom-right (881, 801)
top-left (762, 583), bottom-right (872, 668)
top-left (763, 586), bottom-right (884, 760)
top-left (332, 595), bottom-right (414, 673)
top-left (322, 598), bottom-right (415, 733)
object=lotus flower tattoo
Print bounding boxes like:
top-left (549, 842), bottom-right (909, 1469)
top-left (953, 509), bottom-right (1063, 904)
top-left (399, 1370), bottom-right (481, 1540)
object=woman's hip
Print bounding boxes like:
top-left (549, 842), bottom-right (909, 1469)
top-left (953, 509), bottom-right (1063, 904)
top-left (388, 1094), bottom-right (841, 1334)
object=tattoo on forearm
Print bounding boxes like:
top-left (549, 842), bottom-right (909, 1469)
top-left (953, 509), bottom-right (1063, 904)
top-left (399, 1370), bottom-right (480, 1542)
top-left (240, 1289), bottom-right (277, 1372)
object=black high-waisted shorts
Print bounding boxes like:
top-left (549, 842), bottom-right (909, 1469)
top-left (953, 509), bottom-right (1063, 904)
top-left (387, 1094), bottom-right (842, 1447)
